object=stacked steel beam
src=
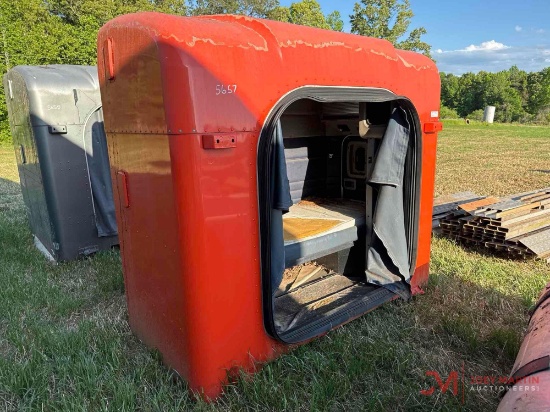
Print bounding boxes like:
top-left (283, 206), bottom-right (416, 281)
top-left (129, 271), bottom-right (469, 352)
top-left (435, 188), bottom-right (550, 262)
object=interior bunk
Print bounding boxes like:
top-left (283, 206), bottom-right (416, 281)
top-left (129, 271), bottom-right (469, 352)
top-left (268, 98), bottom-right (419, 343)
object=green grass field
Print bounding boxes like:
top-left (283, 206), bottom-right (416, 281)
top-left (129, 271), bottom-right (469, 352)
top-left (1, 122), bottom-right (549, 411)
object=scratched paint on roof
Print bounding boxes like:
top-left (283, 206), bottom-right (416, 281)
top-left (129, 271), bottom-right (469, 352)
top-left (396, 54), bottom-right (436, 71)
top-left (130, 19), bottom-right (270, 51)
top-left (279, 39), bottom-right (347, 49)
top-left (277, 39), bottom-right (401, 63)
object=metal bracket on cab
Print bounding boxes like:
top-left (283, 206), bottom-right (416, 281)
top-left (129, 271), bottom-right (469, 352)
top-left (48, 125), bottom-right (67, 134)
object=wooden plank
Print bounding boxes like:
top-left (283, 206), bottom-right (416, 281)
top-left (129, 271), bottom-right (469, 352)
top-left (473, 207), bottom-right (492, 215)
top-left (499, 208), bottom-right (550, 229)
top-left (274, 273), bottom-right (356, 331)
top-left (518, 228), bottom-right (550, 257)
top-left (519, 189), bottom-right (550, 201)
top-left (479, 207), bottom-right (534, 220)
top-left (433, 198), bottom-right (484, 217)
top-left (292, 266), bottom-right (324, 289)
top-left (459, 197), bottom-right (500, 212)
top-left (496, 202), bottom-right (542, 218)
top-left (499, 213), bottom-right (550, 233)
top-left (495, 206), bottom-right (546, 222)
top-left (504, 216), bottom-right (550, 239)
top-left (433, 191), bottom-right (479, 207)
top-left (525, 193), bottom-right (550, 203)
top-left (507, 225), bottom-right (550, 241)
top-left (486, 199), bottom-right (526, 212)
top-left (514, 187), bottom-right (550, 200)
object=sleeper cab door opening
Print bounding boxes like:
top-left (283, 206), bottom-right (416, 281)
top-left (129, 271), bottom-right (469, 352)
top-left (258, 88), bottom-right (421, 344)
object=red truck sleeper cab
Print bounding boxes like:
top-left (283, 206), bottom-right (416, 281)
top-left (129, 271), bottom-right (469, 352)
top-left (97, 12), bottom-right (442, 398)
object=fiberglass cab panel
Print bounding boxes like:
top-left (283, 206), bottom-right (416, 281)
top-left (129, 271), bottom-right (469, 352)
top-left (97, 12), bottom-right (442, 399)
top-left (3, 65), bottom-right (118, 261)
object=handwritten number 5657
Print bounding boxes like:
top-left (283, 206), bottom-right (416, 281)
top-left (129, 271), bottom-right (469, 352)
top-left (216, 84), bottom-right (237, 95)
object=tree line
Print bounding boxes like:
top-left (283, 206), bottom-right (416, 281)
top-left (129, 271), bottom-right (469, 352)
top-left (1, 0), bottom-right (549, 143)
top-left (0, 0), bottom-right (433, 142)
top-left (440, 67), bottom-right (550, 124)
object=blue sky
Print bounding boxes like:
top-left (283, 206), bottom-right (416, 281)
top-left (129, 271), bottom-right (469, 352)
top-left (279, 0), bottom-right (550, 74)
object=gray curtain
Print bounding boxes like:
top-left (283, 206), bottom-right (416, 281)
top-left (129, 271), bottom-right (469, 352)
top-left (366, 107), bottom-right (411, 299)
top-left (84, 109), bottom-right (118, 237)
top-left (270, 121), bottom-right (292, 292)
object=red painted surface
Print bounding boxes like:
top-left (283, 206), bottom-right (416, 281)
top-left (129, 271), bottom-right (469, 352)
top-left (201, 134), bottom-right (238, 149)
top-left (104, 38), bottom-right (115, 80)
top-left (97, 12), bottom-right (442, 399)
top-left (498, 282), bottom-right (550, 411)
top-left (116, 171), bottom-right (130, 208)
top-left (423, 121), bottom-right (444, 134)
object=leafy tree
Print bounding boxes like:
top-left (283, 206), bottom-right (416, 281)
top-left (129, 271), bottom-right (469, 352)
top-left (508, 65), bottom-right (528, 109)
top-left (467, 109), bottom-right (485, 122)
top-left (326, 11), bottom-right (344, 32)
top-left (0, 0), bottom-right (88, 140)
top-left (439, 105), bottom-right (459, 119)
top-left (440, 73), bottom-right (460, 109)
top-left (454, 72), bottom-right (482, 117)
top-left (189, 0), bottom-right (278, 17)
top-left (267, 5), bottom-right (291, 22)
top-left (0, 0), bottom-right (189, 142)
top-left (268, 0), bottom-right (343, 31)
top-left (46, 0), bottom-right (188, 25)
top-left (478, 71), bottom-right (525, 122)
top-left (349, 0), bottom-right (431, 57)
top-left (527, 68), bottom-right (550, 115)
top-left (439, 68), bottom-right (546, 123)
top-left (2, 0), bottom-right (550, 141)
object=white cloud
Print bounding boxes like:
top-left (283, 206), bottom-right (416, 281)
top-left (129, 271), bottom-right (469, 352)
top-left (536, 28), bottom-right (546, 34)
top-left (515, 25), bottom-right (522, 32)
top-left (463, 40), bottom-right (510, 52)
top-left (434, 41), bottom-right (550, 74)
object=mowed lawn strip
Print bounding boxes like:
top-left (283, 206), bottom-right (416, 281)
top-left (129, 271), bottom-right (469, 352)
top-left (0, 121), bottom-right (549, 411)
top-left (435, 121), bottom-right (550, 197)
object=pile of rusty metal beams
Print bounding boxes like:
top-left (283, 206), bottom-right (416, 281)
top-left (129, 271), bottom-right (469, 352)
top-left (432, 191), bottom-right (484, 229)
top-left (434, 188), bottom-right (550, 262)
